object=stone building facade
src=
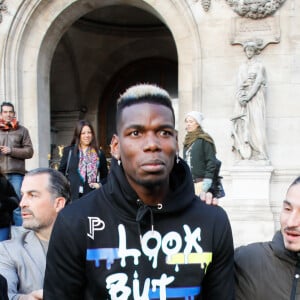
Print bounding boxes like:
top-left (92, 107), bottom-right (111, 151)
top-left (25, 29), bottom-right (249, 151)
top-left (0, 0), bottom-right (299, 246)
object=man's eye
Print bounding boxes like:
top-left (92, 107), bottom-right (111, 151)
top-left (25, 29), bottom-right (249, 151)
top-left (130, 131), bottom-right (140, 137)
top-left (160, 130), bottom-right (173, 136)
top-left (29, 193), bottom-right (38, 198)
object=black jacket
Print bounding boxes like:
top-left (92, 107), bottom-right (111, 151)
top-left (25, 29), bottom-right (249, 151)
top-left (235, 231), bottom-right (300, 300)
top-left (44, 158), bottom-right (234, 299)
top-left (59, 145), bottom-right (108, 201)
top-left (0, 274), bottom-right (8, 300)
top-left (0, 174), bottom-right (19, 228)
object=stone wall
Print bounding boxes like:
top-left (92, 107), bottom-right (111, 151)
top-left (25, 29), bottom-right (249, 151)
top-left (0, 0), bottom-right (299, 246)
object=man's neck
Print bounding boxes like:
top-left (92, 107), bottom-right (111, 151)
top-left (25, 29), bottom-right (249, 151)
top-left (135, 185), bottom-right (169, 206)
top-left (35, 227), bottom-right (52, 242)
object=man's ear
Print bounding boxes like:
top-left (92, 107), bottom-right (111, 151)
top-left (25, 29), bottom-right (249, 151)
top-left (110, 134), bottom-right (120, 160)
top-left (54, 197), bottom-right (67, 212)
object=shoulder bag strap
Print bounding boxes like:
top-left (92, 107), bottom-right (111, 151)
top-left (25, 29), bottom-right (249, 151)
top-left (65, 149), bottom-right (72, 177)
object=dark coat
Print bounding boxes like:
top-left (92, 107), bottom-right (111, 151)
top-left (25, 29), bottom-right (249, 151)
top-left (0, 274), bottom-right (8, 300)
top-left (0, 174), bottom-right (19, 228)
top-left (183, 138), bottom-right (216, 180)
top-left (235, 231), bottom-right (300, 300)
top-left (58, 145), bottom-right (108, 201)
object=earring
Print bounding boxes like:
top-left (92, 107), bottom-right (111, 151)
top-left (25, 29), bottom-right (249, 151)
top-left (118, 159), bottom-right (121, 166)
top-left (176, 153), bottom-right (180, 164)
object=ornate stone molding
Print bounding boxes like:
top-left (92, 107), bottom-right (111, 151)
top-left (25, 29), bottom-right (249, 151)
top-left (201, 0), bottom-right (211, 11)
top-left (0, 0), bottom-right (6, 23)
top-left (192, 0), bottom-right (211, 12)
top-left (226, 0), bottom-right (286, 19)
top-left (230, 16), bottom-right (280, 49)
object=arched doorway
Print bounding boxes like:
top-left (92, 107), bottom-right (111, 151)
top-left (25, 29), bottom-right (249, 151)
top-left (50, 5), bottom-right (178, 158)
top-left (1, 0), bottom-right (201, 169)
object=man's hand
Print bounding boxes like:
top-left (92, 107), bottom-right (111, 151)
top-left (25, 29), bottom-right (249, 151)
top-left (0, 146), bottom-right (11, 155)
top-left (199, 192), bottom-right (219, 206)
top-left (19, 289), bottom-right (43, 300)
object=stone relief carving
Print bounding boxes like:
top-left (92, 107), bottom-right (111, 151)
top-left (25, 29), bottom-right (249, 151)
top-left (226, 0), bottom-right (286, 19)
top-left (230, 16), bottom-right (280, 50)
top-left (0, 0), bottom-right (7, 23)
top-left (201, 0), bottom-right (211, 11)
top-left (192, 0), bottom-right (211, 12)
top-left (231, 39), bottom-right (269, 161)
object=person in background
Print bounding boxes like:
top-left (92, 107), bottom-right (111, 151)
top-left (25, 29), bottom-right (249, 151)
top-left (0, 102), bottom-right (34, 226)
top-left (58, 120), bottom-right (108, 201)
top-left (0, 166), bottom-right (19, 241)
top-left (43, 83), bottom-right (234, 299)
top-left (0, 168), bottom-right (70, 300)
top-left (183, 111), bottom-right (217, 195)
top-left (0, 274), bottom-right (8, 300)
top-left (235, 176), bottom-right (300, 299)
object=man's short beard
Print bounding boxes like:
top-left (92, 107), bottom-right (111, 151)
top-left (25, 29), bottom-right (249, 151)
top-left (136, 177), bottom-right (165, 190)
top-left (22, 220), bottom-right (45, 233)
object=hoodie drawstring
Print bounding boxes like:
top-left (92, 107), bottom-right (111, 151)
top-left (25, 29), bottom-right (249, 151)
top-left (136, 200), bottom-right (162, 244)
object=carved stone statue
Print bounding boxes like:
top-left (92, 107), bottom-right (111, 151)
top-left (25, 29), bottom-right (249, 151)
top-left (231, 40), bottom-right (268, 161)
top-left (225, 0), bottom-right (286, 19)
top-left (0, 0), bottom-right (7, 23)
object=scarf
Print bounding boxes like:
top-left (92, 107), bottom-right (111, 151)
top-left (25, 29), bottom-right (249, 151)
top-left (0, 117), bottom-right (19, 131)
top-left (78, 147), bottom-right (99, 184)
top-left (183, 126), bottom-right (216, 153)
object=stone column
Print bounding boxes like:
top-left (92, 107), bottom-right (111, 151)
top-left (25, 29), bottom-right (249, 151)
top-left (225, 161), bottom-right (274, 247)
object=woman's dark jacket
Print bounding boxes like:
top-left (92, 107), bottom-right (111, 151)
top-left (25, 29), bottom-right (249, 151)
top-left (58, 145), bottom-right (108, 201)
top-left (0, 174), bottom-right (19, 227)
top-left (183, 138), bottom-right (216, 180)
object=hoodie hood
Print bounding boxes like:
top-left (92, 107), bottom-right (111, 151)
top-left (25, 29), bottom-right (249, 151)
top-left (270, 231), bottom-right (300, 264)
top-left (104, 157), bottom-right (195, 221)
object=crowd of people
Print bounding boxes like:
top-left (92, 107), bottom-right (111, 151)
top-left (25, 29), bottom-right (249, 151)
top-left (0, 84), bottom-right (299, 299)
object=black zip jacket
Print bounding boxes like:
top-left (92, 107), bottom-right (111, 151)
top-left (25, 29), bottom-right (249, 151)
top-left (44, 158), bottom-right (234, 299)
top-left (235, 231), bottom-right (300, 300)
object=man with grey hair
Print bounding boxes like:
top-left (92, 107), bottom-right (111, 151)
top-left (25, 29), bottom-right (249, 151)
top-left (44, 83), bottom-right (234, 299)
top-left (0, 168), bottom-right (70, 300)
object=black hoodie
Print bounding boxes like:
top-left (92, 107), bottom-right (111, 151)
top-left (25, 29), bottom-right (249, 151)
top-left (44, 158), bottom-right (234, 300)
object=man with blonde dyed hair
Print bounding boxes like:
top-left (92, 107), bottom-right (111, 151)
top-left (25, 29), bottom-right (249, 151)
top-left (44, 83), bottom-right (234, 300)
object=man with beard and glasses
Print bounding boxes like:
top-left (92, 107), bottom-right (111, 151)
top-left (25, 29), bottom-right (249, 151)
top-left (43, 83), bottom-right (234, 300)
top-left (235, 176), bottom-right (300, 300)
top-left (0, 168), bottom-right (70, 300)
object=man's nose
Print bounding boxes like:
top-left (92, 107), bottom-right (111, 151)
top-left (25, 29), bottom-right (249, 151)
top-left (286, 212), bottom-right (300, 228)
top-left (143, 132), bottom-right (161, 151)
top-left (19, 195), bottom-right (27, 207)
